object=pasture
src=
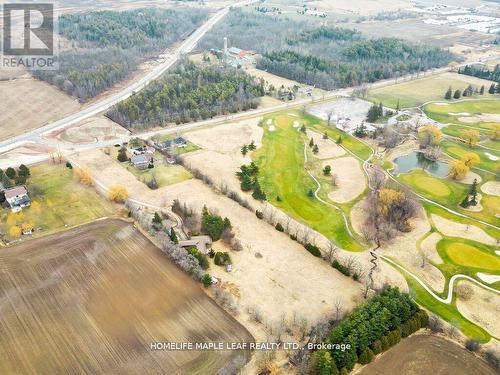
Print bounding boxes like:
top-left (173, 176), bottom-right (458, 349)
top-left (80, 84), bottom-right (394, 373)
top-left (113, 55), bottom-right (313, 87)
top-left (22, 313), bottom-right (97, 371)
top-left (367, 72), bottom-right (496, 109)
top-left (0, 219), bottom-right (252, 375)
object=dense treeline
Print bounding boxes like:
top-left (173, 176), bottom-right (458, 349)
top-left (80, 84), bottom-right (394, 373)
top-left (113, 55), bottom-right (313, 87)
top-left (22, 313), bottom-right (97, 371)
top-left (258, 38), bottom-right (453, 89)
top-left (107, 61), bottom-right (264, 129)
top-left (59, 8), bottom-right (206, 52)
top-left (458, 64), bottom-right (500, 83)
top-left (286, 26), bottom-right (360, 45)
top-left (33, 49), bottom-right (137, 100)
top-left (309, 287), bottom-right (428, 374)
top-left (201, 9), bottom-right (454, 90)
top-left (34, 8), bottom-right (206, 100)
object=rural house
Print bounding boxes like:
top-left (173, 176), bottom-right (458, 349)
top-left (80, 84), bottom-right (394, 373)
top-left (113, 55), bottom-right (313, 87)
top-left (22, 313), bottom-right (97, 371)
top-left (3, 185), bottom-right (31, 212)
top-left (130, 154), bottom-right (152, 169)
top-left (179, 235), bottom-right (212, 255)
top-left (155, 137), bottom-right (188, 153)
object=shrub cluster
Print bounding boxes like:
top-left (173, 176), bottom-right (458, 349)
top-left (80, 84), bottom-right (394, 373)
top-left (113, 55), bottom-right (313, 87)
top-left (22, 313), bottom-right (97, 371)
top-left (304, 243), bottom-right (321, 257)
top-left (331, 259), bottom-right (350, 277)
top-left (214, 252), bottom-right (232, 266)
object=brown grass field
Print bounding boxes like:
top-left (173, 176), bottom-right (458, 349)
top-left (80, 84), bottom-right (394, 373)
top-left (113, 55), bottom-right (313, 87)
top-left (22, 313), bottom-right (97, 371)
top-left (0, 78), bottom-right (81, 141)
top-left (0, 219), bottom-right (252, 375)
top-left (355, 333), bottom-right (498, 375)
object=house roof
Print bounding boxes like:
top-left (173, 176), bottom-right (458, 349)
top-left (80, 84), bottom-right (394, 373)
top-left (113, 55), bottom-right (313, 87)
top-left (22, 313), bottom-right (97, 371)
top-left (4, 186), bottom-right (28, 199)
top-left (179, 235), bottom-right (212, 254)
top-left (131, 154), bottom-right (151, 165)
top-left (228, 47), bottom-right (243, 55)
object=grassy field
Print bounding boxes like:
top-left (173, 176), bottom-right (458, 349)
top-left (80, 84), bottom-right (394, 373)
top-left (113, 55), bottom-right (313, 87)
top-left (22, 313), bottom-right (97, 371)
top-left (0, 219), bottom-right (252, 374)
top-left (367, 72), bottom-right (497, 109)
top-left (123, 162), bottom-right (192, 187)
top-left (254, 112), bottom-right (364, 251)
top-left (0, 163), bottom-right (114, 242)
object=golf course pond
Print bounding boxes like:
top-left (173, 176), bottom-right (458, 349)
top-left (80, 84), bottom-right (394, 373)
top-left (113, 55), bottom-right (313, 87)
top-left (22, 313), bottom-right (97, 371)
top-left (392, 151), bottom-right (449, 177)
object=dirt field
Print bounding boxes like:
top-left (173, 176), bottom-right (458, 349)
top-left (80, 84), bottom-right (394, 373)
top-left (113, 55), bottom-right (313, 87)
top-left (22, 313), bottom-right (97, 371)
top-left (0, 78), bottom-right (82, 141)
top-left (456, 281), bottom-right (500, 338)
top-left (0, 219), bottom-right (252, 375)
top-left (48, 116), bottom-right (130, 144)
top-left (301, 0), bottom-right (411, 16)
top-left (347, 19), bottom-right (493, 48)
top-left (355, 333), bottom-right (498, 375)
top-left (0, 142), bottom-right (53, 169)
top-left (244, 66), bottom-right (304, 90)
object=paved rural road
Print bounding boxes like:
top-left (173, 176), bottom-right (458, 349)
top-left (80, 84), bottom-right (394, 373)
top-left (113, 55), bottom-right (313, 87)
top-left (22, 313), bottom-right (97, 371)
top-left (0, 0), bottom-right (258, 152)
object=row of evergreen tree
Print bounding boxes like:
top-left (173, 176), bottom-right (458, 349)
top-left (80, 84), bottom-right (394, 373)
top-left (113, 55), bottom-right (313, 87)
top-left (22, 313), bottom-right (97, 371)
top-left (309, 287), bottom-right (429, 374)
top-left (107, 61), bottom-right (264, 129)
top-left (458, 64), bottom-right (500, 83)
top-left (444, 82), bottom-right (500, 99)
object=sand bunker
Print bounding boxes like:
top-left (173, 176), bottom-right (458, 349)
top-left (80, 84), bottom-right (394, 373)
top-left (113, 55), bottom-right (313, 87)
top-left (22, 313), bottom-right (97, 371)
top-left (431, 214), bottom-right (497, 245)
top-left (420, 232), bottom-right (444, 265)
top-left (458, 113), bottom-right (500, 123)
top-left (293, 120), bottom-right (300, 128)
top-left (325, 157), bottom-right (365, 203)
top-left (434, 103), bottom-right (449, 106)
top-left (460, 171), bottom-right (482, 185)
top-left (449, 112), bottom-right (471, 116)
top-left (456, 281), bottom-right (500, 338)
top-left (477, 273), bottom-right (500, 284)
top-left (481, 181), bottom-right (500, 197)
top-left (485, 152), bottom-right (499, 161)
top-left (269, 125), bottom-right (276, 132)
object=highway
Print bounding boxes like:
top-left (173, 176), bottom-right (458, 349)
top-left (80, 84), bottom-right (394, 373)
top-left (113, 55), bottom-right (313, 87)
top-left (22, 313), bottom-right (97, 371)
top-left (0, 0), bottom-right (257, 152)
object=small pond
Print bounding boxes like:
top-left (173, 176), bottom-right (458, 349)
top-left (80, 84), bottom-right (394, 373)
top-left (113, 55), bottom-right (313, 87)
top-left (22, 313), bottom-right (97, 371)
top-left (392, 151), bottom-right (449, 177)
